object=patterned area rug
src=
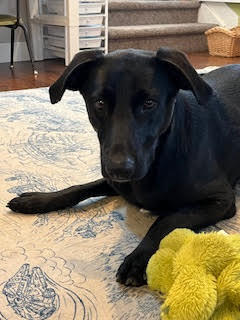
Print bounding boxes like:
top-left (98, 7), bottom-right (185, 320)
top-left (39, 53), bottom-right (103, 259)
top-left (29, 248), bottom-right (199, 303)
top-left (0, 85), bottom-right (239, 320)
top-left (0, 88), bottom-right (160, 320)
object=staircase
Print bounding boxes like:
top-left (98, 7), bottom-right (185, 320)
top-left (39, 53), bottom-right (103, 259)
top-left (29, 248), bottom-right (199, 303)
top-left (108, 0), bottom-right (216, 52)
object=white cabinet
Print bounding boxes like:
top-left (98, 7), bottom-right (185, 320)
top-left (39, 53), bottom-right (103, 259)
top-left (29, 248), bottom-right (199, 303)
top-left (47, 1), bottom-right (104, 15)
top-left (27, 0), bottom-right (108, 65)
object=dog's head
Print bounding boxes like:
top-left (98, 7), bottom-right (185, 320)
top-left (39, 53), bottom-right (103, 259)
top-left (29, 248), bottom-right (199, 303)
top-left (49, 48), bottom-right (212, 182)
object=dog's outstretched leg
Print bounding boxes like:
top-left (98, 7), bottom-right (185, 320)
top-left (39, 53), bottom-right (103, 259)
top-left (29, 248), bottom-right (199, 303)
top-left (7, 179), bottom-right (117, 214)
top-left (116, 182), bottom-right (236, 287)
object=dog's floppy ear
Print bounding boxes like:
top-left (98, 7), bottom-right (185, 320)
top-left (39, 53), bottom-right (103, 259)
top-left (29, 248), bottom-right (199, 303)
top-left (156, 47), bottom-right (212, 105)
top-left (49, 50), bottom-right (104, 104)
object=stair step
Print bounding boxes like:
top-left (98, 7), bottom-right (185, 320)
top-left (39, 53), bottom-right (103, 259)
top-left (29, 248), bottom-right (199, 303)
top-left (109, 0), bottom-right (200, 10)
top-left (108, 23), bottom-right (216, 53)
top-left (109, 0), bottom-right (200, 26)
top-left (109, 23), bottom-right (214, 38)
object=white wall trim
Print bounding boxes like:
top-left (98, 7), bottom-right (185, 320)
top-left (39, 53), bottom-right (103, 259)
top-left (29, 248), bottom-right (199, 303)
top-left (198, 2), bottom-right (238, 28)
top-left (0, 42), bottom-right (30, 64)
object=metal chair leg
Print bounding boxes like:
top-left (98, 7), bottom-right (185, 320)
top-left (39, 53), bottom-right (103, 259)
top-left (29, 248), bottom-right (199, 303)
top-left (10, 28), bottom-right (15, 69)
top-left (18, 23), bottom-right (38, 75)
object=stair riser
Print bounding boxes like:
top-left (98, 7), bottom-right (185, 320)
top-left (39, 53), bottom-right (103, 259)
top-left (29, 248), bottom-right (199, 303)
top-left (109, 34), bottom-right (208, 53)
top-left (109, 8), bottom-right (198, 26)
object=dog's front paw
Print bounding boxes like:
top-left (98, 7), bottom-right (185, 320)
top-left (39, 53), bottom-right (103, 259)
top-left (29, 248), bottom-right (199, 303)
top-left (116, 249), bottom-right (151, 287)
top-left (7, 192), bottom-right (58, 214)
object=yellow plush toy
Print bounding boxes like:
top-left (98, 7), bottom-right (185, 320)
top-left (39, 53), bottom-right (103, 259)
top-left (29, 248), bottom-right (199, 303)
top-left (146, 228), bottom-right (240, 320)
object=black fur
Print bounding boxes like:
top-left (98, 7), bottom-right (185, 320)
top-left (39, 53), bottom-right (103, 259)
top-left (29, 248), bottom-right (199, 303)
top-left (7, 48), bottom-right (239, 286)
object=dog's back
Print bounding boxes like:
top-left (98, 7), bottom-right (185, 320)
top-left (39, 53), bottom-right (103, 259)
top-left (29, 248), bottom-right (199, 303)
top-left (202, 65), bottom-right (240, 185)
top-left (203, 64), bottom-right (240, 111)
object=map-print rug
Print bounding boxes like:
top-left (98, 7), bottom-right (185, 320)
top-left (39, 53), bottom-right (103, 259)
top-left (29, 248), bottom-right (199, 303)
top-left (0, 82), bottom-right (239, 320)
top-left (0, 87), bottom-right (161, 320)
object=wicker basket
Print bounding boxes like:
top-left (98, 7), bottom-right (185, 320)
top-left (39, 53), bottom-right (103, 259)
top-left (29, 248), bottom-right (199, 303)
top-left (205, 26), bottom-right (240, 57)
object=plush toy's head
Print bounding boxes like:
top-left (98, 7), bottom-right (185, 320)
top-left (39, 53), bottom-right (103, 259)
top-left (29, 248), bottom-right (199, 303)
top-left (146, 229), bottom-right (240, 320)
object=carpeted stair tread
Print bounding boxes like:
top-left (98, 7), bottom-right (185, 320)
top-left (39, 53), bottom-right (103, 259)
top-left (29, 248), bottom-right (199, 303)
top-left (108, 0), bottom-right (214, 53)
top-left (109, 0), bottom-right (200, 26)
top-left (109, 0), bottom-right (200, 11)
top-left (109, 23), bottom-right (216, 39)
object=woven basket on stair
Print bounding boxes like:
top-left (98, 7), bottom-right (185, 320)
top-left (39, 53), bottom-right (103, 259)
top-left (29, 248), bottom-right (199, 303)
top-left (205, 26), bottom-right (240, 57)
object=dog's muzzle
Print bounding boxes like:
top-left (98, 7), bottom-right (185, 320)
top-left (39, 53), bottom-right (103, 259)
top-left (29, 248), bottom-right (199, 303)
top-left (105, 155), bottom-right (135, 182)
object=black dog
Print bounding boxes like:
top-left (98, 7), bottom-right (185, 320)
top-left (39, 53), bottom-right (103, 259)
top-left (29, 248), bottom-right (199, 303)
top-left (7, 47), bottom-right (240, 286)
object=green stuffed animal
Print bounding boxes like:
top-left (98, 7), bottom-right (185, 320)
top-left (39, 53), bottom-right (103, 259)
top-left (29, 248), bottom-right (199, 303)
top-left (146, 228), bottom-right (240, 320)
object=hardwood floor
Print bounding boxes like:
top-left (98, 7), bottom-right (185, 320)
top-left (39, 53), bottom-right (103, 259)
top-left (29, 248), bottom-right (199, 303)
top-left (188, 52), bottom-right (240, 69)
top-left (0, 59), bottom-right (65, 92)
top-left (0, 52), bottom-right (240, 92)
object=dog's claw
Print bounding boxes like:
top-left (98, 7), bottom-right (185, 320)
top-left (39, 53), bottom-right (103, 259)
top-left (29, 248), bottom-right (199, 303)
top-left (116, 250), bottom-right (150, 287)
top-left (125, 277), bottom-right (139, 287)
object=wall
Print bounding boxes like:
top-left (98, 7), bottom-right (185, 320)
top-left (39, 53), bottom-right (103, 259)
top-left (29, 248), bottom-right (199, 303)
top-left (198, 1), bottom-right (239, 28)
top-left (0, 0), bottom-right (30, 63)
top-left (227, 3), bottom-right (240, 24)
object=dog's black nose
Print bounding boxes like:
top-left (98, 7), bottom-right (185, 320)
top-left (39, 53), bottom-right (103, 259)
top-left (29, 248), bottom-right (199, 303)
top-left (106, 155), bottom-right (135, 181)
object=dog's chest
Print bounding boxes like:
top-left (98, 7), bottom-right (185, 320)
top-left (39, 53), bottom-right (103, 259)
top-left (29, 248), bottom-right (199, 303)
top-left (111, 175), bottom-right (189, 212)
top-left (131, 179), bottom-right (186, 211)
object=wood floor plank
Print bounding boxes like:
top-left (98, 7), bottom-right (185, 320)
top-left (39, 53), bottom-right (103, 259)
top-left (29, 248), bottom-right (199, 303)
top-left (0, 59), bottom-right (65, 92)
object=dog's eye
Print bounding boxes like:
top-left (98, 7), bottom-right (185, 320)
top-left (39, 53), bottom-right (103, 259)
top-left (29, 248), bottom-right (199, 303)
top-left (95, 99), bottom-right (105, 111)
top-left (143, 99), bottom-right (157, 111)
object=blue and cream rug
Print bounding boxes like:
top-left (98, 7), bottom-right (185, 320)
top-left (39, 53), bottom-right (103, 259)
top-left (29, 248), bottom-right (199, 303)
top-left (0, 83), bottom-right (239, 320)
top-left (0, 88), bottom-right (160, 320)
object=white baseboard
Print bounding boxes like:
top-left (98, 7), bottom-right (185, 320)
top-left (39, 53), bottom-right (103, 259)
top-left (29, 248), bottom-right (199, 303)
top-left (0, 42), bottom-right (30, 64)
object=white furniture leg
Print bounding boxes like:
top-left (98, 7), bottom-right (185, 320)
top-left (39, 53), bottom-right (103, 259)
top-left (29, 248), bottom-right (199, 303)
top-left (65, 0), bottom-right (79, 65)
top-left (65, 26), bottom-right (79, 65)
top-left (27, 0), bottom-right (44, 61)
